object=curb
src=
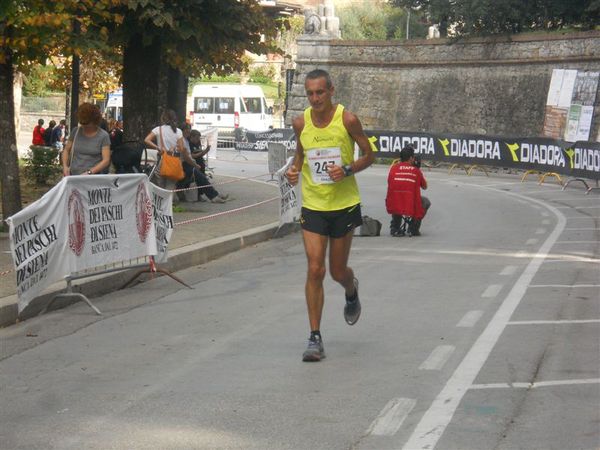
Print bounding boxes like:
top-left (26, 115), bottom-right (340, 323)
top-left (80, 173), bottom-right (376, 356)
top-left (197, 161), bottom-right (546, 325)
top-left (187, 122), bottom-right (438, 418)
top-left (0, 221), bottom-right (297, 328)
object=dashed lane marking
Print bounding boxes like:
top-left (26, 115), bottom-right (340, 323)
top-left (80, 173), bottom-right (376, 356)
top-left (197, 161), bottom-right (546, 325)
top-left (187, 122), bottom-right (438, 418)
top-left (500, 265), bottom-right (517, 276)
top-left (419, 345), bottom-right (456, 371)
top-left (366, 398), bottom-right (417, 436)
top-left (481, 284), bottom-right (503, 298)
top-left (456, 311), bottom-right (483, 328)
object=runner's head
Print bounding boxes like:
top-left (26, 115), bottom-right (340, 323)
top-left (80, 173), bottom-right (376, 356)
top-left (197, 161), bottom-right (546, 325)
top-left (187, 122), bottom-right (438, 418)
top-left (305, 69), bottom-right (334, 113)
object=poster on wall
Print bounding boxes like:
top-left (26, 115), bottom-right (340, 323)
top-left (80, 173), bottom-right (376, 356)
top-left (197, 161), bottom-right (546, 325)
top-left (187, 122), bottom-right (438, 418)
top-left (564, 71), bottom-right (599, 142)
top-left (543, 69), bottom-right (599, 142)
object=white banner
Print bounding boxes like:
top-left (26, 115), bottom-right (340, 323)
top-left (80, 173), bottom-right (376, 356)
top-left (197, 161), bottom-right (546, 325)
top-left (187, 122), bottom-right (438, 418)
top-left (148, 183), bottom-right (174, 264)
top-left (276, 157), bottom-right (301, 226)
top-left (6, 174), bottom-right (157, 312)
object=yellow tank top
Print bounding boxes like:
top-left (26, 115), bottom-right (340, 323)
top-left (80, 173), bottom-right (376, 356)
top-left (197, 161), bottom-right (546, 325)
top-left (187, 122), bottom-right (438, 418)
top-left (299, 104), bottom-right (361, 211)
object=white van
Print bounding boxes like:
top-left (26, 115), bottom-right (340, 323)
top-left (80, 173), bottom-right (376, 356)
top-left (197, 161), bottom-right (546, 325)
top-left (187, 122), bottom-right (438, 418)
top-left (191, 84), bottom-right (273, 134)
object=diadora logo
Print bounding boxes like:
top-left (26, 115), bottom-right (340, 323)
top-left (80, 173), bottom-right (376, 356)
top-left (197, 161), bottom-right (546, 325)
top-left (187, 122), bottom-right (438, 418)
top-left (313, 136), bottom-right (333, 143)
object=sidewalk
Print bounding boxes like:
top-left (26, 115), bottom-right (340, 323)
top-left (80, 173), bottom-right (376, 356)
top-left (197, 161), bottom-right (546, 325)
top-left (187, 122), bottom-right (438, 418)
top-left (0, 151), bottom-right (289, 327)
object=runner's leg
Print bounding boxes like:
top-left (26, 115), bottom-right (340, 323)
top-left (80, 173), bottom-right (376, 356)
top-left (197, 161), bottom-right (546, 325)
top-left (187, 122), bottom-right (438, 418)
top-left (302, 230), bottom-right (328, 331)
top-left (329, 231), bottom-right (355, 296)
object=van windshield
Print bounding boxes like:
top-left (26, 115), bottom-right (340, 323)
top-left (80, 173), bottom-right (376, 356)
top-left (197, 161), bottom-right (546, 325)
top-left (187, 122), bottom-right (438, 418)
top-left (241, 97), bottom-right (262, 114)
top-left (194, 98), bottom-right (214, 114)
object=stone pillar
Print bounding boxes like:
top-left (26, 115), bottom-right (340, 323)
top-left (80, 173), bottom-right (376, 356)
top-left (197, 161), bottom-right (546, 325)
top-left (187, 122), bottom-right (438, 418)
top-left (285, 36), bottom-right (333, 125)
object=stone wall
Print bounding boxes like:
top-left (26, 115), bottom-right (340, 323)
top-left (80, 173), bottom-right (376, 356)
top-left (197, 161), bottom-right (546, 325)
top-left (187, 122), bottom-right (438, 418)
top-left (287, 31), bottom-right (600, 139)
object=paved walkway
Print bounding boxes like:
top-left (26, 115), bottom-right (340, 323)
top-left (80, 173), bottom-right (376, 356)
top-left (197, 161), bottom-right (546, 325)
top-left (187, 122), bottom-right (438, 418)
top-left (0, 149), bottom-right (283, 326)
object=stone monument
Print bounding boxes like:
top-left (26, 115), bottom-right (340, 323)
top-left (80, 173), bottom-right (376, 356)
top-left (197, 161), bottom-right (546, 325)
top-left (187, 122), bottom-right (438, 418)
top-left (303, 0), bottom-right (341, 39)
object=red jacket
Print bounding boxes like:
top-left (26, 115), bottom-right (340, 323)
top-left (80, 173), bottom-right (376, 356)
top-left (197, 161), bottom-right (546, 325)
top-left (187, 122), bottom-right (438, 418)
top-left (386, 161), bottom-right (426, 219)
top-left (32, 125), bottom-right (45, 145)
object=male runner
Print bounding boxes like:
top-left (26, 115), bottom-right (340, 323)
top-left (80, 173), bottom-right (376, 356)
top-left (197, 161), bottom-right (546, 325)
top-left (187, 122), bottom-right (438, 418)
top-left (286, 69), bottom-right (375, 362)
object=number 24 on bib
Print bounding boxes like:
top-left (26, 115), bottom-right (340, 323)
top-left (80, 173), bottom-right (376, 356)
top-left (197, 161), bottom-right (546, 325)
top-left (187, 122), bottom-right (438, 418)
top-left (306, 147), bottom-right (341, 184)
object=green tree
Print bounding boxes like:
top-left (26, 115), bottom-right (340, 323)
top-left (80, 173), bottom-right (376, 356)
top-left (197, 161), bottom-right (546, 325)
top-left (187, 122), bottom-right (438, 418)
top-left (391, 0), bottom-right (600, 36)
top-left (107, 0), bottom-right (278, 140)
top-left (1, 0), bottom-right (278, 219)
top-left (1, 0), bottom-right (121, 220)
top-left (337, 0), bottom-right (427, 40)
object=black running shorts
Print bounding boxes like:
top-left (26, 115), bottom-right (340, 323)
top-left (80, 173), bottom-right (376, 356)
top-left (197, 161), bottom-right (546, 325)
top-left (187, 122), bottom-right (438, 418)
top-left (300, 204), bottom-right (362, 238)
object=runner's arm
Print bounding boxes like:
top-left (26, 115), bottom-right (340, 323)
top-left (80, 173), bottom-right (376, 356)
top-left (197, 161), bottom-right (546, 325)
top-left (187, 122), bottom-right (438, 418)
top-left (342, 110), bottom-right (375, 173)
top-left (327, 110), bottom-right (375, 182)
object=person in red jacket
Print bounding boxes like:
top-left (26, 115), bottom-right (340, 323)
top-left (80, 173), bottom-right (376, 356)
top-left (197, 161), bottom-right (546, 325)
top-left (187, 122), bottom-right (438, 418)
top-left (32, 119), bottom-right (45, 145)
top-left (386, 145), bottom-right (430, 236)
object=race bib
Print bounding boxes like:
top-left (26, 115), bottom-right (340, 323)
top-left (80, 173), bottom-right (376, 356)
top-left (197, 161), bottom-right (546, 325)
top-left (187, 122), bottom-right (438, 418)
top-left (306, 147), bottom-right (342, 184)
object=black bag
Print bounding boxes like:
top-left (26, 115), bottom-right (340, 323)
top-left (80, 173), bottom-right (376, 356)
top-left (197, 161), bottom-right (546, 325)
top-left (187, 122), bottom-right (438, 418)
top-left (111, 141), bottom-right (144, 174)
top-left (359, 215), bottom-right (382, 236)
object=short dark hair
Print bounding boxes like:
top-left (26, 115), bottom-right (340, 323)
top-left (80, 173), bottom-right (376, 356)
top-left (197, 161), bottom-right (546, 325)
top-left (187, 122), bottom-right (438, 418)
top-left (38, 119), bottom-right (44, 126)
top-left (400, 145), bottom-right (415, 162)
top-left (305, 69), bottom-right (332, 88)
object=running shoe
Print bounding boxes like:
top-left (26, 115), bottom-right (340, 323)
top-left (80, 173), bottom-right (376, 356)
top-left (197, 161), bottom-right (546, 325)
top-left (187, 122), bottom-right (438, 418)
top-left (344, 277), bottom-right (361, 325)
top-left (302, 335), bottom-right (325, 362)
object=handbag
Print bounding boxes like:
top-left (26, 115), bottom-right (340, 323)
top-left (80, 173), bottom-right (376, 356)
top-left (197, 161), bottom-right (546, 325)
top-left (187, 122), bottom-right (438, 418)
top-left (359, 215), bottom-right (382, 236)
top-left (158, 126), bottom-right (185, 181)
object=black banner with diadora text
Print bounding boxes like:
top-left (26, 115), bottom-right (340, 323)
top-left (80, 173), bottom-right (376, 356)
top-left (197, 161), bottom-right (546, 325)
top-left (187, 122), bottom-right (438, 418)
top-left (368, 130), bottom-right (600, 180)
top-left (234, 127), bottom-right (600, 180)
top-left (234, 128), bottom-right (296, 152)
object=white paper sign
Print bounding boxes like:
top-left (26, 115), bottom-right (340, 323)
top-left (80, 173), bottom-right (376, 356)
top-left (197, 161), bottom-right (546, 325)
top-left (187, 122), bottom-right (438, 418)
top-left (277, 157), bottom-right (301, 225)
top-left (148, 183), bottom-right (174, 263)
top-left (558, 69), bottom-right (578, 108)
top-left (576, 106), bottom-right (594, 142)
top-left (546, 69), bottom-right (564, 106)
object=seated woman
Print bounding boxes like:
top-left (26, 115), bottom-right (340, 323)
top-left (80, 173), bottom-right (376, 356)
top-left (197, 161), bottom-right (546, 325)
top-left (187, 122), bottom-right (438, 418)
top-left (62, 103), bottom-right (111, 176)
top-left (177, 124), bottom-right (228, 203)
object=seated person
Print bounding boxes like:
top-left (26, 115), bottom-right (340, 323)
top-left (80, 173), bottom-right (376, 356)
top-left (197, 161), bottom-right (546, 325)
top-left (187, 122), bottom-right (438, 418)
top-left (188, 129), bottom-right (210, 174)
top-left (386, 145), bottom-right (430, 236)
top-left (177, 124), bottom-right (228, 203)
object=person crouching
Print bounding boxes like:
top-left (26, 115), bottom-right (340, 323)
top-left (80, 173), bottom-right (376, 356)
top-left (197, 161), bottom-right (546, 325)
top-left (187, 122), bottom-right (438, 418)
top-left (385, 145), bottom-right (430, 236)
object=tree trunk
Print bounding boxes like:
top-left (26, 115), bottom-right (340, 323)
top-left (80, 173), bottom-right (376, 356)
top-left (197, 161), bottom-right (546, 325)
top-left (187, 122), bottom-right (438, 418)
top-left (122, 34), bottom-right (162, 142)
top-left (0, 51), bottom-right (22, 221)
top-left (167, 67), bottom-right (188, 126)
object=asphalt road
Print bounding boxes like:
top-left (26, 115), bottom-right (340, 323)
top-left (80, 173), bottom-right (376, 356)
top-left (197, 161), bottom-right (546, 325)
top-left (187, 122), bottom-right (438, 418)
top-left (0, 161), bottom-right (598, 450)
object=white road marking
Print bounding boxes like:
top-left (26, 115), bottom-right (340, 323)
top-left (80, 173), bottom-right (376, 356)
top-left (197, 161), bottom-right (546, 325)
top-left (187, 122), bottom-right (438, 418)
top-left (508, 319), bottom-right (600, 325)
top-left (543, 256), bottom-right (600, 263)
top-left (481, 284), bottom-right (503, 298)
top-left (535, 228), bottom-right (546, 234)
top-left (402, 190), bottom-right (566, 450)
top-left (456, 311), bottom-right (483, 328)
top-left (470, 378), bottom-right (600, 390)
top-left (528, 284), bottom-right (600, 288)
top-left (419, 345), bottom-right (456, 371)
top-left (525, 238), bottom-right (538, 245)
top-left (555, 240), bottom-right (599, 244)
top-left (366, 398), bottom-right (417, 436)
top-left (499, 265), bottom-right (517, 276)
top-left (555, 205), bottom-right (600, 209)
top-left (516, 250), bottom-right (527, 258)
